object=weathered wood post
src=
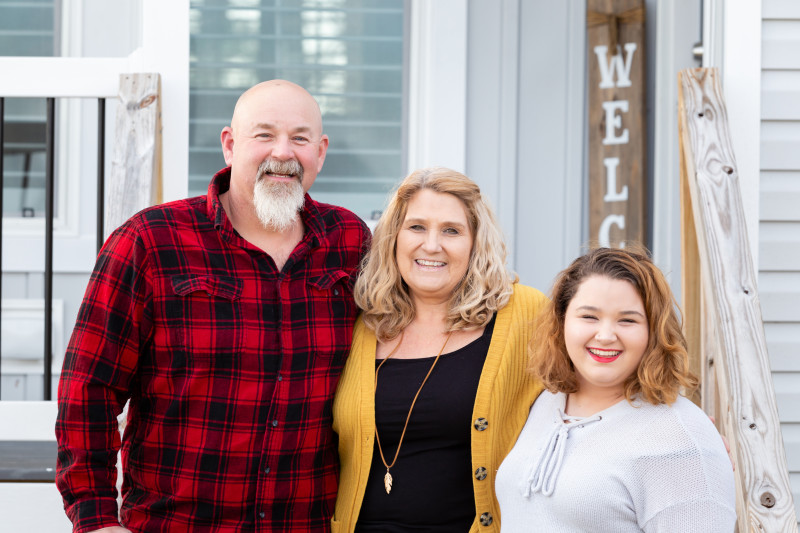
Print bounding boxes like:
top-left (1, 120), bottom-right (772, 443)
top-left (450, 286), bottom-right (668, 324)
top-left (105, 73), bottom-right (162, 238)
top-left (678, 67), bottom-right (797, 532)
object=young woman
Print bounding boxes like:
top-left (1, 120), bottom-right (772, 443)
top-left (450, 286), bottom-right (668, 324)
top-left (496, 247), bottom-right (736, 532)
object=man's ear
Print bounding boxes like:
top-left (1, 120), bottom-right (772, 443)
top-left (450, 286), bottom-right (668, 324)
top-left (221, 127), bottom-right (235, 166)
top-left (316, 134), bottom-right (329, 173)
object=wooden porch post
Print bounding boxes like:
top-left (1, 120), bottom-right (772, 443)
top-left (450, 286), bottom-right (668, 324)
top-left (678, 67), bottom-right (797, 532)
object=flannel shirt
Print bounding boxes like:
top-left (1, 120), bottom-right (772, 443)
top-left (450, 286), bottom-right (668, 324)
top-left (56, 168), bottom-right (370, 533)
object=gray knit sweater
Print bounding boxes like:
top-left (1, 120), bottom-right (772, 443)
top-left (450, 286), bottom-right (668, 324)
top-left (496, 391), bottom-right (736, 532)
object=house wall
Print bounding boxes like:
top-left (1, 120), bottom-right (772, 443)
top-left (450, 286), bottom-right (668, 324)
top-left (465, 0), bottom-right (701, 297)
top-left (760, 0), bottom-right (800, 519)
top-left (465, 0), bottom-right (585, 293)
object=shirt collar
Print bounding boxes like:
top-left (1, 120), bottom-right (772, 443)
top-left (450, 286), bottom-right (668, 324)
top-left (207, 166), bottom-right (230, 228)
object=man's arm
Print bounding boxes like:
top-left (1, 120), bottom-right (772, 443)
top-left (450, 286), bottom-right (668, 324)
top-left (56, 222), bottom-right (150, 533)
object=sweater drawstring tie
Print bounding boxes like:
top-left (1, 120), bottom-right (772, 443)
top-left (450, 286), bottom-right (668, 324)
top-left (521, 413), bottom-right (601, 497)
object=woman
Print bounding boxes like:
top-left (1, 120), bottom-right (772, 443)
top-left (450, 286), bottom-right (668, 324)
top-left (496, 247), bottom-right (736, 532)
top-left (332, 167), bottom-right (548, 532)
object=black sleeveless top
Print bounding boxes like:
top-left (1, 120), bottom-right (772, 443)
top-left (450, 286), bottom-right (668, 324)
top-left (355, 315), bottom-right (496, 532)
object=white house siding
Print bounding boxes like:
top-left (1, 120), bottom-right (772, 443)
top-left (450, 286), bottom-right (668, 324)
top-left (465, 0), bottom-right (585, 292)
top-left (761, 0), bottom-right (800, 519)
top-left (1, 271), bottom-right (89, 400)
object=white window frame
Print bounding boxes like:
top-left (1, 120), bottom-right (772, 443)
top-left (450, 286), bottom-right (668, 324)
top-left (1, 0), bottom-right (76, 238)
top-left (407, 0), bottom-right (467, 173)
top-left (0, 0), bottom-right (189, 273)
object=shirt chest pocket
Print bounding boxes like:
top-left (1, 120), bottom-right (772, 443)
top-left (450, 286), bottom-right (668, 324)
top-left (167, 274), bottom-right (246, 359)
top-left (305, 270), bottom-right (357, 359)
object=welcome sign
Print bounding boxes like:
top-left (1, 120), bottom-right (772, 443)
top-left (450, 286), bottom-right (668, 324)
top-left (587, 0), bottom-right (646, 248)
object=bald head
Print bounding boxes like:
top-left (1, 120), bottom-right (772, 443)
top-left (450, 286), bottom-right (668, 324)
top-left (220, 79), bottom-right (330, 206)
top-left (230, 80), bottom-right (323, 136)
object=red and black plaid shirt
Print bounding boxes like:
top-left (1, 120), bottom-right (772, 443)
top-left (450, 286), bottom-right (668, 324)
top-left (56, 168), bottom-right (370, 533)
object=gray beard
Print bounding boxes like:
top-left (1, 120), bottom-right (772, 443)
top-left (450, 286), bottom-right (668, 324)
top-left (253, 175), bottom-right (305, 231)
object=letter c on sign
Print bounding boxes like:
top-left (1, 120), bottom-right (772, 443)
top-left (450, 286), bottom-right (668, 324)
top-left (599, 214), bottom-right (626, 248)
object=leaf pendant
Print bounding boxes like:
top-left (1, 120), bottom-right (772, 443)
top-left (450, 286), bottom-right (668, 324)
top-left (384, 470), bottom-right (393, 494)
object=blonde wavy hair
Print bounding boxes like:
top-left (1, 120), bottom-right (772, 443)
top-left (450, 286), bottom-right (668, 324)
top-left (355, 167), bottom-right (516, 342)
top-left (529, 245), bottom-right (698, 405)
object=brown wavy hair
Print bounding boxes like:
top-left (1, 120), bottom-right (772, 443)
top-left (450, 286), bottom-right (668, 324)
top-left (529, 245), bottom-right (698, 405)
top-left (355, 167), bottom-right (516, 342)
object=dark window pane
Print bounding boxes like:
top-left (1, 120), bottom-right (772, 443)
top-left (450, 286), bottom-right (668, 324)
top-left (2, 98), bottom-right (56, 219)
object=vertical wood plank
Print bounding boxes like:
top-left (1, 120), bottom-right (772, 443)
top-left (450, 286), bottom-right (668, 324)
top-left (678, 67), bottom-right (797, 532)
top-left (586, 0), bottom-right (647, 248)
top-left (105, 73), bottom-right (162, 238)
top-left (679, 110), bottom-right (703, 407)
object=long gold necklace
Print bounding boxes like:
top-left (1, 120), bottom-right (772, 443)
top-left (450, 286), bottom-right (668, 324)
top-left (374, 329), bottom-right (454, 494)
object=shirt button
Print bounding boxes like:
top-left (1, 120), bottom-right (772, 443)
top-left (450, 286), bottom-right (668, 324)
top-left (264, 467), bottom-right (270, 474)
top-left (277, 375), bottom-right (283, 382)
top-left (334, 288), bottom-right (340, 295)
top-left (259, 512), bottom-right (265, 518)
top-left (272, 420), bottom-right (279, 427)
top-left (474, 467), bottom-right (487, 480)
top-left (474, 418), bottom-right (488, 431)
top-left (480, 512), bottom-right (493, 526)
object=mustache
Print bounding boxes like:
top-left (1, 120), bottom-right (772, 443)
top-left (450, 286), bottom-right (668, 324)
top-left (257, 159), bottom-right (303, 180)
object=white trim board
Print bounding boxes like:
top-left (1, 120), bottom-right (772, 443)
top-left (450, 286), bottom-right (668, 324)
top-left (0, 57), bottom-right (131, 98)
top-left (407, 0), bottom-right (468, 172)
top-left (0, 483), bottom-right (72, 532)
top-left (652, 0), bottom-right (702, 291)
top-left (703, 0), bottom-right (762, 267)
top-left (0, 401), bottom-right (59, 440)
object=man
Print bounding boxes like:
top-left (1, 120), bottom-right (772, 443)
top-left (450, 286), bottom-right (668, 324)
top-left (56, 80), bottom-right (370, 533)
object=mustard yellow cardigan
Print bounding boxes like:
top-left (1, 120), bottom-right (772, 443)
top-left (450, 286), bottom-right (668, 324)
top-left (331, 284), bottom-right (548, 533)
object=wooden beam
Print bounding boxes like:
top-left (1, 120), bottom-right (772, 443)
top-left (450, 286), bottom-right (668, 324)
top-left (678, 67), bottom-right (797, 532)
top-left (105, 73), bottom-right (162, 238)
top-left (678, 107), bottom-right (704, 408)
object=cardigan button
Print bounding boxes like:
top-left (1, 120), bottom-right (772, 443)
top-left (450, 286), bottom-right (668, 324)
top-left (480, 512), bottom-right (493, 526)
top-left (474, 418), bottom-right (488, 431)
top-left (474, 467), bottom-right (487, 480)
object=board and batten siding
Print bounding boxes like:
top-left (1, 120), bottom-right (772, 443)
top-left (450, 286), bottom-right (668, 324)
top-left (761, 0), bottom-right (800, 520)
